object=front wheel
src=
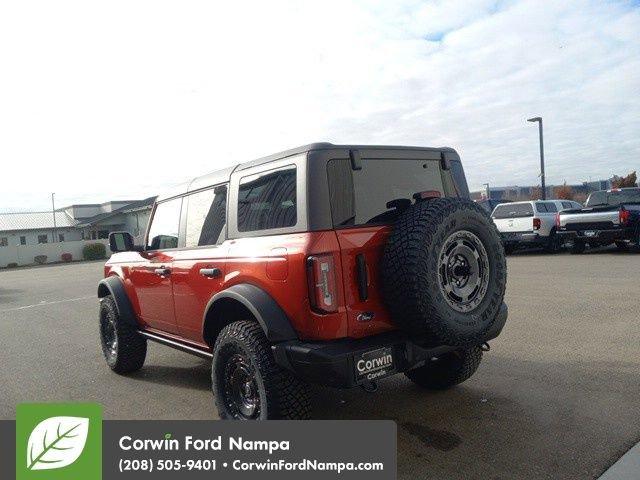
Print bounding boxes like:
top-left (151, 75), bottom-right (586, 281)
top-left (99, 295), bottom-right (147, 374)
top-left (212, 321), bottom-right (310, 420)
top-left (405, 347), bottom-right (483, 390)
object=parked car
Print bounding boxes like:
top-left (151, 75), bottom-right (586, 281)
top-left (491, 200), bottom-right (582, 253)
top-left (557, 187), bottom-right (640, 254)
top-left (98, 143), bottom-right (508, 420)
top-left (476, 198), bottom-right (512, 213)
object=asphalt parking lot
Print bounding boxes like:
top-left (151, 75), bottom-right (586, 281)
top-left (1, 251), bottom-right (639, 479)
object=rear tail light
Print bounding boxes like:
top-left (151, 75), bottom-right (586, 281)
top-left (555, 213), bottom-right (561, 228)
top-left (619, 208), bottom-right (631, 225)
top-left (533, 218), bottom-right (541, 230)
top-left (306, 254), bottom-right (338, 313)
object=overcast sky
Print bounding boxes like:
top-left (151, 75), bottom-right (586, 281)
top-left (0, 0), bottom-right (638, 211)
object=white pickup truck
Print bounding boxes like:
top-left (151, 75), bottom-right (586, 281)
top-left (491, 200), bottom-right (582, 253)
top-left (557, 188), bottom-right (640, 254)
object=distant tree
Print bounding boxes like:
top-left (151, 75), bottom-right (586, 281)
top-left (574, 192), bottom-right (587, 204)
top-left (554, 182), bottom-right (575, 200)
top-left (611, 171), bottom-right (637, 188)
top-left (530, 186), bottom-right (543, 200)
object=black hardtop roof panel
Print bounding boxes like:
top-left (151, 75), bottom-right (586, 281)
top-left (157, 142), bottom-right (459, 201)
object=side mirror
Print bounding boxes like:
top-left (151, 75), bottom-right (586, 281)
top-left (109, 231), bottom-right (134, 252)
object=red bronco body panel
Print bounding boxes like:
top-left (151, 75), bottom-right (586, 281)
top-left (105, 228), bottom-right (395, 344)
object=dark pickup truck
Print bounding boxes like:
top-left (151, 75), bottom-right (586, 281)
top-left (557, 187), bottom-right (640, 253)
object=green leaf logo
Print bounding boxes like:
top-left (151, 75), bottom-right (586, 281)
top-left (26, 416), bottom-right (89, 470)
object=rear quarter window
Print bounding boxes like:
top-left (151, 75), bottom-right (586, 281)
top-left (492, 203), bottom-right (534, 219)
top-left (237, 166), bottom-right (297, 232)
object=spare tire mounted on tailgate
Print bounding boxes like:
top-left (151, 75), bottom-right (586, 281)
top-left (382, 198), bottom-right (506, 346)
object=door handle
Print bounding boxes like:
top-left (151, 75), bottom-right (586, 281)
top-left (154, 267), bottom-right (171, 276)
top-left (199, 268), bottom-right (221, 278)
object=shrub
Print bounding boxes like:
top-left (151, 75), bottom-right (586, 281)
top-left (6, 262), bottom-right (18, 268)
top-left (34, 255), bottom-right (48, 265)
top-left (61, 253), bottom-right (73, 262)
top-left (83, 243), bottom-right (106, 260)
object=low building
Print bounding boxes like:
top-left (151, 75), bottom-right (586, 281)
top-left (0, 197), bottom-right (156, 249)
top-left (471, 179), bottom-right (613, 202)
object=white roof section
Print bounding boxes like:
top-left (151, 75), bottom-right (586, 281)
top-left (0, 211), bottom-right (78, 232)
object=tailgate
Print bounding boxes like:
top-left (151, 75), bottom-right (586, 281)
top-left (559, 210), bottom-right (619, 228)
top-left (334, 225), bottom-right (396, 339)
top-left (493, 217), bottom-right (533, 233)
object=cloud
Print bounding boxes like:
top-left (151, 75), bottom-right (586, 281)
top-left (0, 0), bottom-right (638, 210)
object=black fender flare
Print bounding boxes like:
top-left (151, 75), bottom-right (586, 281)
top-left (203, 284), bottom-right (298, 344)
top-left (97, 276), bottom-right (139, 328)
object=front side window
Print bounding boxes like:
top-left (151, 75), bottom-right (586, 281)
top-left (185, 185), bottom-right (228, 247)
top-left (146, 198), bottom-right (182, 250)
top-left (238, 166), bottom-right (296, 232)
top-left (562, 201), bottom-right (573, 209)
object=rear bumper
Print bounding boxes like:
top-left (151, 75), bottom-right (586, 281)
top-left (557, 228), bottom-right (630, 243)
top-left (500, 232), bottom-right (545, 246)
top-left (273, 303), bottom-right (508, 388)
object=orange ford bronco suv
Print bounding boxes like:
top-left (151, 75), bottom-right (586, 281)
top-left (98, 143), bottom-right (508, 420)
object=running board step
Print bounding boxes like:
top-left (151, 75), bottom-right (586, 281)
top-left (138, 331), bottom-right (213, 359)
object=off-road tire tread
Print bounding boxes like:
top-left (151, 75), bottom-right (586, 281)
top-left (99, 295), bottom-right (147, 374)
top-left (405, 346), bottom-right (483, 390)
top-left (212, 321), bottom-right (310, 420)
top-left (382, 198), bottom-right (507, 345)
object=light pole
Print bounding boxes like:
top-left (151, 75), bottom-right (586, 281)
top-left (51, 193), bottom-right (57, 243)
top-left (527, 117), bottom-right (545, 200)
top-left (483, 183), bottom-right (490, 200)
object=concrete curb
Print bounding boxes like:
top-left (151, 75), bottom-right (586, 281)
top-left (599, 441), bottom-right (640, 479)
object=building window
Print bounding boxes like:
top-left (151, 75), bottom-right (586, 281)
top-left (37, 235), bottom-right (48, 244)
top-left (98, 230), bottom-right (109, 239)
top-left (58, 234), bottom-right (65, 242)
top-left (0, 237), bottom-right (7, 247)
top-left (20, 236), bottom-right (26, 245)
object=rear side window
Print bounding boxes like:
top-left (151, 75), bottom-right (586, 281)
top-left (185, 185), bottom-right (227, 247)
top-left (327, 158), bottom-right (444, 227)
top-left (147, 198), bottom-right (182, 250)
top-left (237, 166), bottom-right (296, 232)
top-left (492, 203), bottom-right (534, 219)
top-left (536, 202), bottom-right (557, 213)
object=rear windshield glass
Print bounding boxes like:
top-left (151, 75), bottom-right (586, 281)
top-left (492, 203), bottom-right (534, 219)
top-left (327, 158), bottom-right (444, 227)
top-left (586, 189), bottom-right (640, 207)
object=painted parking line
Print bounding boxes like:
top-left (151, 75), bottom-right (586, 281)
top-left (0, 296), bottom-right (95, 313)
top-left (599, 441), bottom-right (640, 480)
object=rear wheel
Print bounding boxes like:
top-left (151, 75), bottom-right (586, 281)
top-left (211, 321), bottom-right (310, 420)
top-left (405, 347), bottom-right (483, 389)
top-left (99, 295), bottom-right (147, 374)
top-left (545, 231), bottom-right (562, 253)
top-left (570, 241), bottom-right (585, 254)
